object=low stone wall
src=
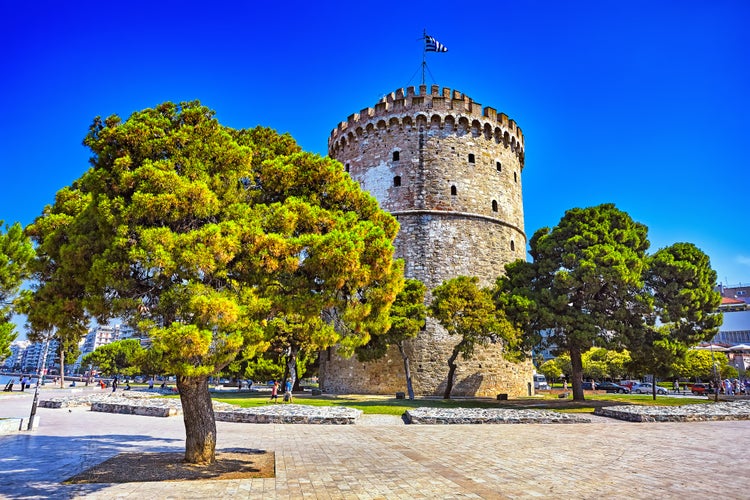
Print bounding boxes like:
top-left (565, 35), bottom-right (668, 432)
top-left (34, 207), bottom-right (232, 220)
top-left (215, 404), bottom-right (362, 425)
top-left (91, 402), bottom-right (181, 417)
top-left (405, 407), bottom-right (590, 424)
top-left (594, 401), bottom-right (750, 422)
top-left (0, 417), bottom-right (24, 434)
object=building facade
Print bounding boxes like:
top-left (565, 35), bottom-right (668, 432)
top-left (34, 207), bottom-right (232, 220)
top-left (319, 85), bottom-right (534, 397)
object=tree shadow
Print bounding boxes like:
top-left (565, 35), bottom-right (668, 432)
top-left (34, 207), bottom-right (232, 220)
top-left (0, 433), bottom-right (182, 499)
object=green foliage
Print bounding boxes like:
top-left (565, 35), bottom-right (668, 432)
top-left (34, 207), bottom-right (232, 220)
top-left (0, 221), bottom-right (35, 358)
top-left (27, 101), bottom-right (402, 463)
top-left (82, 339), bottom-right (145, 376)
top-left (432, 276), bottom-right (520, 361)
top-left (499, 203), bottom-right (721, 400)
top-left (581, 347), bottom-right (631, 380)
top-left (356, 278), bottom-right (427, 362)
top-left (243, 354), bottom-right (285, 382)
top-left (431, 276), bottom-right (523, 398)
top-left (538, 359), bottom-right (562, 381)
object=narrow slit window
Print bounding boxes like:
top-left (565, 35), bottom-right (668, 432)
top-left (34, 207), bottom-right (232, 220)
top-left (392, 151), bottom-right (400, 161)
top-left (496, 161), bottom-right (502, 172)
top-left (345, 163), bottom-right (350, 173)
top-left (393, 176), bottom-right (401, 187)
top-left (510, 240), bottom-right (516, 251)
top-left (468, 153), bottom-right (475, 163)
top-left (514, 172), bottom-right (518, 183)
top-left (451, 185), bottom-right (457, 196)
top-left (492, 200), bottom-right (498, 212)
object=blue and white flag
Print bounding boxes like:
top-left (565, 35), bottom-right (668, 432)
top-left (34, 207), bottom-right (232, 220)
top-left (425, 35), bottom-right (448, 52)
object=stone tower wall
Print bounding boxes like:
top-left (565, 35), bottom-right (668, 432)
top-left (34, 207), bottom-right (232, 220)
top-left (319, 85), bottom-right (535, 397)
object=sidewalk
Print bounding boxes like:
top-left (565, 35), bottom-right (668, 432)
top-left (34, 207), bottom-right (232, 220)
top-left (1, 390), bottom-right (749, 499)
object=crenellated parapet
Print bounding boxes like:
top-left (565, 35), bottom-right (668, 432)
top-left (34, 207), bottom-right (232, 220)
top-left (329, 84), bottom-right (525, 162)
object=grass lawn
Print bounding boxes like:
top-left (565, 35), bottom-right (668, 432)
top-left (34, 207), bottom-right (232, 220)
top-left (210, 391), bottom-right (713, 416)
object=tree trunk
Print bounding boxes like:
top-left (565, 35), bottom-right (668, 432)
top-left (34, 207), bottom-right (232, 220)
top-left (652, 374), bottom-right (657, 401)
top-left (59, 350), bottom-right (65, 388)
top-left (397, 342), bottom-right (415, 400)
top-left (443, 345), bottom-right (461, 399)
top-left (570, 345), bottom-right (585, 401)
top-left (176, 375), bottom-right (216, 465)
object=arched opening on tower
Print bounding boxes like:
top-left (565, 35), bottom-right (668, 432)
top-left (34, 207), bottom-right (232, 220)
top-left (450, 185), bottom-right (457, 196)
top-left (468, 153), bottom-right (475, 164)
top-left (496, 161), bottom-right (502, 172)
top-left (393, 176), bottom-right (401, 187)
top-left (392, 151), bottom-right (400, 161)
top-left (492, 200), bottom-right (498, 212)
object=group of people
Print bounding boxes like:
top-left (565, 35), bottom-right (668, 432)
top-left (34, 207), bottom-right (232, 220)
top-left (3, 376), bottom-right (30, 392)
top-left (268, 379), bottom-right (293, 403)
top-left (716, 378), bottom-right (748, 395)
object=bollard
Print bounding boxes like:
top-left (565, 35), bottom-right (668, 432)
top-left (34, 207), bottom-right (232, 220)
top-left (395, 392), bottom-right (405, 399)
top-left (497, 393), bottom-right (508, 401)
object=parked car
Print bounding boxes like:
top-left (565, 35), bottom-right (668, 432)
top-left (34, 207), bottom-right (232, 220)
top-left (533, 373), bottom-right (550, 390)
top-left (593, 381), bottom-right (630, 394)
top-left (631, 383), bottom-right (668, 395)
top-left (689, 383), bottom-right (712, 395)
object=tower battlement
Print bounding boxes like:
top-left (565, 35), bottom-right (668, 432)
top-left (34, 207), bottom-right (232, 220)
top-left (329, 85), bottom-right (525, 161)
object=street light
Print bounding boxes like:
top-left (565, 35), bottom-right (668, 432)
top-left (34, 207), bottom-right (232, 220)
top-left (28, 330), bottom-right (53, 430)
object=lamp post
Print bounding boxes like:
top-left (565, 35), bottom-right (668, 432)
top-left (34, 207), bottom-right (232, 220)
top-left (28, 330), bottom-right (52, 430)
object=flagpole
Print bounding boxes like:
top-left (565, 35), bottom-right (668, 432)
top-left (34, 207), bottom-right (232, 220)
top-left (421, 29), bottom-right (427, 86)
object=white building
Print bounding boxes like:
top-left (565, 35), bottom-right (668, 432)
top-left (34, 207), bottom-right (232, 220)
top-left (73, 323), bottom-right (140, 372)
top-left (1, 340), bottom-right (30, 370)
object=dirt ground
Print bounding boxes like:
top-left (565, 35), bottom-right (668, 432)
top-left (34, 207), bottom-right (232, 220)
top-left (64, 450), bottom-right (275, 484)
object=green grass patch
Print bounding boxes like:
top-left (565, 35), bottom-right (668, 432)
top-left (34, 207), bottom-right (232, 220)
top-left (207, 391), bottom-right (714, 416)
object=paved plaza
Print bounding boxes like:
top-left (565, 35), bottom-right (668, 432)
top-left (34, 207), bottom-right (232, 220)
top-left (1, 389), bottom-right (749, 499)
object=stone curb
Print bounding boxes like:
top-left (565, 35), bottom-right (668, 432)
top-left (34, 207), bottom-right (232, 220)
top-left (594, 400), bottom-right (750, 422)
top-left (405, 407), bottom-right (591, 424)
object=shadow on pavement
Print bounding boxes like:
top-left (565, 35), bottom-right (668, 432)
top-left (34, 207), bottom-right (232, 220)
top-left (0, 433), bottom-right (182, 499)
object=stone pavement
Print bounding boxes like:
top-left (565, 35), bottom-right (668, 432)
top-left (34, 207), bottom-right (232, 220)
top-left (1, 390), bottom-right (749, 499)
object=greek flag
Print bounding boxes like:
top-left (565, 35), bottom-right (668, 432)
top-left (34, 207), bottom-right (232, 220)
top-left (425, 35), bottom-right (448, 52)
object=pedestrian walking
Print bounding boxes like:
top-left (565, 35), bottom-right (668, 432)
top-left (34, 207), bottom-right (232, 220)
top-left (269, 380), bottom-right (279, 403)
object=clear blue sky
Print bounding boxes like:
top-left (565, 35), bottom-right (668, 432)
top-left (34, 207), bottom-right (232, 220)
top-left (2, 0), bottom-right (749, 292)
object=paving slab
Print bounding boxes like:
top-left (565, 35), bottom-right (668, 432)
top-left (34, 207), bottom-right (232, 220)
top-left (1, 390), bottom-right (749, 499)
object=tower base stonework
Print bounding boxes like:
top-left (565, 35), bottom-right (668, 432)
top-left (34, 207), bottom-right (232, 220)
top-left (320, 85), bottom-right (534, 397)
top-left (319, 319), bottom-right (534, 398)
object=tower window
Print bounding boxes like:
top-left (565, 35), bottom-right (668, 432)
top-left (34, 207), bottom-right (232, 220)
top-left (468, 153), bottom-right (475, 163)
top-left (492, 200), bottom-right (498, 212)
top-left (392, 151), bottom-right (400, 161)
top-left (451, 185), bottom-right (457, 196)
top-left (514, 172), bottom-right (518, 183)
top-left (510, 240), bottom-right (515, 251)
top-left (496, 161), bottom-right (502, 172)
top-left (345, 163), bottom-right (350, 173)
top-left (393, 176), bottom-right (401, 187)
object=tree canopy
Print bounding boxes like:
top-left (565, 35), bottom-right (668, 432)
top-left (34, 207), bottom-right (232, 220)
top-left (500, 204), bottom-right (721, 401)
top-left (0, 221), bottom-right (34, 359)
top-left (431, 276), bottom-right (522, 399)
top-left (27, 101), bottom-right (402, 464)
top-left (356, 278), bottom-right (427, 399)
top-left (82, 339), bottom-right (145, 377)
